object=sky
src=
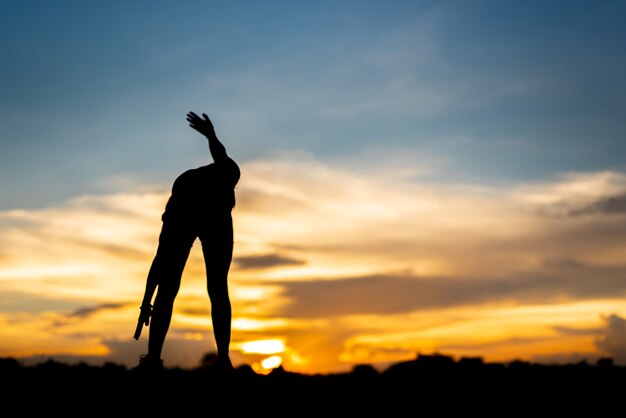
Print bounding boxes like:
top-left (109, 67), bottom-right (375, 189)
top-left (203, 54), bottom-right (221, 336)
top-left (1, 0), bottom-right (626, 374)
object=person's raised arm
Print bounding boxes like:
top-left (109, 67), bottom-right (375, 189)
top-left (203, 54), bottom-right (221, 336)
top-left (186, 111), bottom-right (229, 164)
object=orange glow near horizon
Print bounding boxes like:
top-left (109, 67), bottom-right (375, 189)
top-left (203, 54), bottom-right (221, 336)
top-left (1, 158), bottom-right (626, 373)
top-left (238, 339), bottom-right (286, 355)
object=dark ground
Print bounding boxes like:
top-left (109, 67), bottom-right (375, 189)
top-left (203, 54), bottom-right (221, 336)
top-left (2, 354), bottom-right (623, 413)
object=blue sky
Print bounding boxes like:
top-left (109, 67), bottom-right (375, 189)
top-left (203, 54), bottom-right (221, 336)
top-left (1, 0), bottom-right (625, 210)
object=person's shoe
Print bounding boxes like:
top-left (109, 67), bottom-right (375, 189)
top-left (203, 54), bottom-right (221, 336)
top-left (215, 356), bottom-right (234, 372)
top-left (131, 354), bottom-right (164, 373)
top-left (211, 356), bottom-right (235, 381)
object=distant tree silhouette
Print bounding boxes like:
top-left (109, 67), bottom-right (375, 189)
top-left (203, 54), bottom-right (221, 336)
top-left (2, 354), bottom-right (625, 410)
top-left (597, 357), bottom-right (614, 368)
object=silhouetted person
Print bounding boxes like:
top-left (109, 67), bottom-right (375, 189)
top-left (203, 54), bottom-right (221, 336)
top-left (133, 111), bottom-right (240, 372)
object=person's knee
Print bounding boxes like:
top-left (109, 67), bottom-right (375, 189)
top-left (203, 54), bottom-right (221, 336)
top-left (207, 286), bottom-right (229, 304)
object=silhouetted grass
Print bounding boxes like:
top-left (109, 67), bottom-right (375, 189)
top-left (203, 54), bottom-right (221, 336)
top-left (2, 354), bottom-right (622, 412)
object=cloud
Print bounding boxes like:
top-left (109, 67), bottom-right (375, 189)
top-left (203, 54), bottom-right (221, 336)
top-left (49, 301), bottom-right (134, 329)
top-left (552, 325), bottom-right (603, 336)
top-left (234, 158), bottom-right (626, 287)
top-left (596, 314), bottom-right (626, 363)
top-left (510, 171), bottom-right (626, 218)
top-left (178, 307), bottom-right (211, 317)
top-left (440, 336), bottom-right (557, 352)
top-left (67, 303), bottom-right (129, 319)
top-left (234, 253), bottom-right (306, 270)
top-left (275, 265), bottom-right (626, 318)
top-left (568, 193), bottom-right (626, 217)
top-left (3, 154), bottom-right (626, 373)
top-left (0, 290), bottom-right (87, 314)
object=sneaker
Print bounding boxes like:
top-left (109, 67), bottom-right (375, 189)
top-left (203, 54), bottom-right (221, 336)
top-left (131, 354), bottom-right (164, 373)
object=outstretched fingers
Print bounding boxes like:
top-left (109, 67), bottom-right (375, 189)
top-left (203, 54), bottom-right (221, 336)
top-left (187, 112), bottom-right (203, 133)
top-left (187, 111), bottom-right (216, 138)
top-left (186, 111), bottom-right (200, 123)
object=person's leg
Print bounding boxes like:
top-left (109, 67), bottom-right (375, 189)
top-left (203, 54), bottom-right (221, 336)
top-left (200, 221), bottom-right (234, 367)
top-left (146, 225), bottom-right (195, 361)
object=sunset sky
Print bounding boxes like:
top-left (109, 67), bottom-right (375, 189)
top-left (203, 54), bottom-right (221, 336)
top-left (2, 0), bottom-right (626, 374)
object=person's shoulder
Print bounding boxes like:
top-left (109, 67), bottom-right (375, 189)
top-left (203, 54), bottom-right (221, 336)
top-left (183, 165), bottom-right (214, 173)
top-left (174, 166), bottom-right (209, 186)
top-left (213, 158), bottom-right (239, 171)
top-left (176, 167), bottom-right (199, 179)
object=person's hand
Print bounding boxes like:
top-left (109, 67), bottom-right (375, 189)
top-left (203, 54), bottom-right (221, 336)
top-left (133, 304), bottom-right (152, 340)
top-left (138, 304), bottom-right (152, 326)
top-left (187, 111), bottom-right (216, 139)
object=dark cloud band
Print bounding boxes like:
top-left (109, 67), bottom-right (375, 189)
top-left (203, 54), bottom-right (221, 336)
top-left (274, 264), bottom-right (626, 318)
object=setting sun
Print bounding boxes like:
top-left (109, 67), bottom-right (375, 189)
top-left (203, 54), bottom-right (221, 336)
top-left (238, 339), bottom-right (286, 355)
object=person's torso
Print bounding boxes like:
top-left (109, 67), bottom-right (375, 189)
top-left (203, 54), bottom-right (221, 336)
top-left (161, 161), bottom-right (240, 226)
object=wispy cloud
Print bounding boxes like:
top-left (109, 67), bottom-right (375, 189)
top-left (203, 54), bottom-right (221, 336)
top-left (234, 253), bottom-right (306, 270)
top-left (568, 193), bottom-right (626, 217)
top-left (553, 325), bottom-right (603, 336)
top-left (66, 303), bottom-right (129, 319)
